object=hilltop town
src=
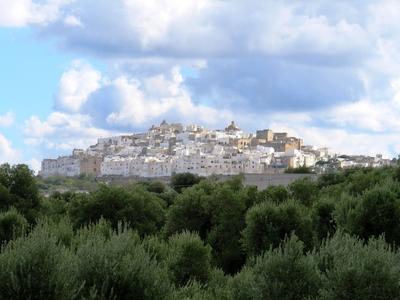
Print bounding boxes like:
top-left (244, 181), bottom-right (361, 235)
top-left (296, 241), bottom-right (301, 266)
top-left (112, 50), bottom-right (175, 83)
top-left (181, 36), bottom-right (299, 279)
top-left (40, 121), bottom-right (393, 178)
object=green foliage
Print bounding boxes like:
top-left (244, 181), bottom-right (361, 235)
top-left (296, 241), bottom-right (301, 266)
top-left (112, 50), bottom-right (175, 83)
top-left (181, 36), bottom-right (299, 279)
top-left (69, 185), bottom-right (166, 236)
top-left (257, 185), bottom-right (289, 204)
top-left (0, 207), bottom-right (28, 244)
top-left (0, 164), bottom-right (40, 222)
top-left (0, 224), bottom-right (79, 299)
top-left (164, 182), bottom-right (212, 239)
top-left (3, 162), bottom-right (400, 298)
top-left (73, 227), bottom-right (172, 300)
top-left (317, 232), bottom-right (400, 299)
top-left (352, 186), bottom-right (400, 244)
top-left (317, 172), bottom-right (345, 188)
top-left (231, 236), bottom-right (320, 300)
top-left (167, 231), bottom-right (212, 286)
top-left (288, 177), bottom-right (318, 206)
top-left (171, 173), bottom-right (203, 193)
top-left (311, 196), bottom-right (336, 241)
top-left (242, 200), bottom-right (314, 256)
top-left (165, 180), bottom-right (247, 273)
top-left (0, 183), bottom-right (12, 211)
top-left (346, 169), bottom-right (382, 196)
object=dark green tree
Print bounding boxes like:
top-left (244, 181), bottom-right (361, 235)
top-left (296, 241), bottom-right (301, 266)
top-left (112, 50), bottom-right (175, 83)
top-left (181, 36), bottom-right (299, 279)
top-left (0, 207), bottom-right (28, 243)
top-left (311, 197), bottom-right (336, 241)
top-left (167, 231), bottom-right (212, 286)
top-left (69, 185), bottom-right (165, 236)
top-left (352, 186), bottom-right (400, 244)
top-left (317, 232), bottom-right (400, 299)
top-left (258, 185), bottom-right (289, 204)
top-left (288, 177), bottom-right (318, 206)
top-left (231, 235), bottom-right (320, 300)
top-left (242, 200), bottom-right (314, 256)
top-left (171, 172), bottom-right (202, 193)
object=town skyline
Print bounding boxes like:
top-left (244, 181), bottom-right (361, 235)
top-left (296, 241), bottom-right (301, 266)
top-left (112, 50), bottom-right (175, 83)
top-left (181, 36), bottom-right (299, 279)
top-left (40, 119), bottom-right (393, 178)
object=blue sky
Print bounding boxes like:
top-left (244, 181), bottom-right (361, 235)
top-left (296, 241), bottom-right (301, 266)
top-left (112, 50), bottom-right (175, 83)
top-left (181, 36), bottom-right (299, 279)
top-left (1, 0), bottom-right (400, 170)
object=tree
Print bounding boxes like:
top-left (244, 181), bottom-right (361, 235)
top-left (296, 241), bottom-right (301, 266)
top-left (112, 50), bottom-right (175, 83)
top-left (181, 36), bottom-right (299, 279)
top-left (0, 223), bottom-right (78, 299)
top-left (165, 180), bottom-right (248, 274)
top-left (73, 227), bottom-right (172, 299)
top-left (207, 184), bottom-right (247, 274)
top-left (0, 207), bottom-right (28, 243)
top-left (171, 173), bottom-right (202, 193)
top-left (0, 164), bottom-right (40, 222)
top-left (317, 232), bottom-right (400, 299)
top-left (257, 185), bottom-right (289, 204)
top-left (311, 197), bottom-right (336, 241)
top-left (164, 181), bottom-right (214, 239)
top-left (68, 185), bottom-right (166, 236)
top-left (0, 183), bottom-right (11, 211)
top-left (288, 177), bottom-right (318, 206)
top-left (352, 186), bottom-right (400, 244)
top-left (167, 231), bottom-right (212, 286)
top-left (242, 200), bottom-right (314, 256)
top-left (230, 236), bottom-right (320, 300)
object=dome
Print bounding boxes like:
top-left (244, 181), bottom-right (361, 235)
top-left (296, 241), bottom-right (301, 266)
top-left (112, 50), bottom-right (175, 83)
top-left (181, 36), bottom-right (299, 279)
top-left (225, 121), bottom-right (240, 132)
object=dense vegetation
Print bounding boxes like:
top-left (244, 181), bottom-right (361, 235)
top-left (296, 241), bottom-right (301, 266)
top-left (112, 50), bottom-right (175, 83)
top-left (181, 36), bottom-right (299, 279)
top-left (2, 164), bottom-right (400, 299)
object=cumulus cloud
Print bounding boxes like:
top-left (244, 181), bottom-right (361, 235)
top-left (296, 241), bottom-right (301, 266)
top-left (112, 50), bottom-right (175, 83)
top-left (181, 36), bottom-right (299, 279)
top-left (0, 0), bottom-right (74, 27)
top-left (0, 112), bottom-right (15, 127)
top-left (24, 112), bottom-right (112, 151)
top-left (53, 62), bottom-right (233, 130)
top-left (0, 134), bottom-right (19, 163)
top-left (55, 61), bottom-right (102, 112)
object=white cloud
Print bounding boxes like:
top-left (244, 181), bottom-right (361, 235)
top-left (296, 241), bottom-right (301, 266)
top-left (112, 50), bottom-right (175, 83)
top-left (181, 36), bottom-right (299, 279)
top-left (24, 112), bottom-right (112, 151)
top-left (63, 15), bottom-right (82, 27)
top-left (0, 0), bottom-right (73, 27)
top-left (0, 134), bottom-right (19, 163)
top-left (55, 61), bottom-right (102, 112)
top-left (104, 66), bottom-right (232, 127)
top-left (0, 112), bottom-right (15, 127)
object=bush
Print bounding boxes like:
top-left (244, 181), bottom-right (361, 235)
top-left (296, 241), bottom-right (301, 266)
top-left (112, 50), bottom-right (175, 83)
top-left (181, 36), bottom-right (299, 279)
top-left (231, 236), bottom-right (320, 300)
top-left (73, 227), bottom-right (172, 299)
top-left (164, 181), bottom-right (214, 239)
top-left (257, 185), bottom-right (289, 204)
top-left (0, 207), bottom-right (28, 244)
top-left (317, 232), bottom-right (400, 299)
top-left (311, 197), bottom-right (336, 241)
top-left (171, 173), bottom-right (203, 193)
top-left (0, 184), bottom-right (11, 211)
top-left (167, 231), bottom-right (212, 286)
top-left (69, 185), bottom-right (166, 236)
top-left (288, 177), bottom-right (318, 206)
top-left (352, 186), bottom-right (400, 244)
top-left (0, 224), bottom-right (79, 299)
top-left (242, 201), bottom-right (314, 256)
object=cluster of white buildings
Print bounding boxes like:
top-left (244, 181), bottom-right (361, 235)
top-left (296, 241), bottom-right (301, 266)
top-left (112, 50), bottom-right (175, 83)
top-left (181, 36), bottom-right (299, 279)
top-left (40, 121), bottom-right (341, 178)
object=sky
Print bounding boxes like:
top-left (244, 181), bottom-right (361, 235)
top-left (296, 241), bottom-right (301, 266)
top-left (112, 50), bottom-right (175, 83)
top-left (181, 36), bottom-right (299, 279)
top-left (1, 0), bottom-right (400, 171)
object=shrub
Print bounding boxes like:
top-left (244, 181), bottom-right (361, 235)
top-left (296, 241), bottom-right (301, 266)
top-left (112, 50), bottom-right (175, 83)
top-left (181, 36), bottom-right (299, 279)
top-left (0, 224), bottom-right (79, 299)
top-left (69, 185), bottom-right (166, 236)
top-left (242, 201), bottom-right (314, 256)
top-left (311, 197), bottom-right (336, 241)
top-left (0, 207), bottom-right (28, 244)
top-left (317, 232), bottom-right (400, 299)
top-left (231, 236), bottom-right (320, 300)
top-left (288, 177), bottom-right (318, 206)
top-left (167, 231), bottom-right (212, 286)
top-left (352, 186), bottom-right (400, 244)
top-left (73, 227), bottom-right (172, 299)
top-left (257, 185), bottom-right (289, 204)
top-left (171, 173), bottom-right (202, 193)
